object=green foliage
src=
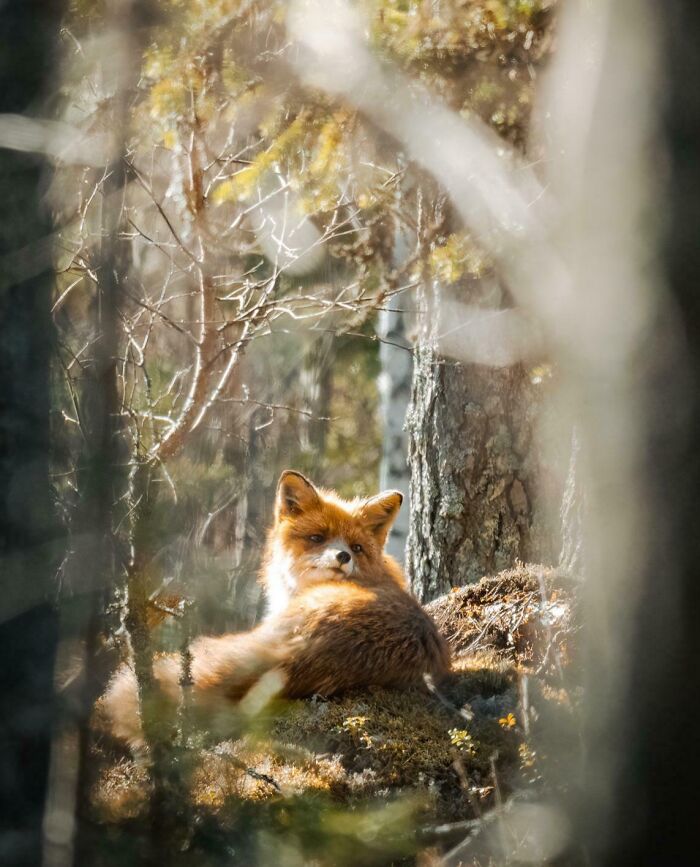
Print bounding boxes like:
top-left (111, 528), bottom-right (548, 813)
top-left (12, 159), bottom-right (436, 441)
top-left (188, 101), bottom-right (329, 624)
top-left (427, 233), bottom-right (491, 285)
top-left (368, 0), bottom-right (554, 143)
top-left (213, 112), bottom-right (311, 205)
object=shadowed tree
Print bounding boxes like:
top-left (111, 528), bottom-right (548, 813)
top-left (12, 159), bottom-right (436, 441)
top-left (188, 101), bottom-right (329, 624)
top-left (406, 265), bottom-right (552, 602)
top-left (584, 3), bottom-right (700, 863)
top-left (0, 2), bottom-right (65, 864)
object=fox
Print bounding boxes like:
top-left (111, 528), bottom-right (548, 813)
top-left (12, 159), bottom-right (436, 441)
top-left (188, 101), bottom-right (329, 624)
top-left (96, 470), bottom-right (450, 750)
top-left (259, 470), bottom-right (411, 614)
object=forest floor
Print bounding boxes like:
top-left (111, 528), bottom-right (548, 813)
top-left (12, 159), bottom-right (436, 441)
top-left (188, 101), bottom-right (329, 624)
top-left (89, 564), bottom-right (582, 865)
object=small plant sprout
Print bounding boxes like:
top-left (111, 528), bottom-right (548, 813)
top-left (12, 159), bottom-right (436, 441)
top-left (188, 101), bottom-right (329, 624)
top-left (448, 729), bottom-right (476, 756)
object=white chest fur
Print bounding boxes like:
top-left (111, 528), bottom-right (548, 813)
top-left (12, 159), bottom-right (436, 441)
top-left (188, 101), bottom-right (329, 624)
top-left (262, 541), bottom-right (298, 617)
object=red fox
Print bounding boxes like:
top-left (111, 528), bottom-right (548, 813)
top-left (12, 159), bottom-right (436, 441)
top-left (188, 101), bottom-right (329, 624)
top-left (97, 471), bottom-right (450, 749)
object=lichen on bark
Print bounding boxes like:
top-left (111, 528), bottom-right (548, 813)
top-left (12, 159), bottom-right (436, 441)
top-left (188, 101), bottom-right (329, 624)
top-left (406, 279), bottom-right (552, 602)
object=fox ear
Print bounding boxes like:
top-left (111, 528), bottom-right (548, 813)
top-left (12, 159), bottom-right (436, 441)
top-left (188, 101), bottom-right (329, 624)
top-left (276, 470), bottom-right (320, 519)
top-left (359, 491), bottom-right (403, 545)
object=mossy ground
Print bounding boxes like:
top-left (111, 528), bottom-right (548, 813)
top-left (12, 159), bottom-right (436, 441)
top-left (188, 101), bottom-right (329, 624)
top-left (90, 566), bottom-right (580, 864)
top-left (93, 660), bottom-right (518, 819)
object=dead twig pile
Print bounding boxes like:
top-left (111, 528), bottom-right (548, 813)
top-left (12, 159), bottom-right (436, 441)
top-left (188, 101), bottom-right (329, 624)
top-left (427, 564), bottom-right (580, 679)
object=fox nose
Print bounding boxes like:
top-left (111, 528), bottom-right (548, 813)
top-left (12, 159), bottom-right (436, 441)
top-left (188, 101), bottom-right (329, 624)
top-left (336, 550), bottom-right (351, 565)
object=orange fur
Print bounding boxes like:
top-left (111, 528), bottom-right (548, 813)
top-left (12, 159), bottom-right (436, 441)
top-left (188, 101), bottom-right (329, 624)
top-left (259, 470), bottom-right (408, 614)
top-left (96, 471), bottom-right (450, 751)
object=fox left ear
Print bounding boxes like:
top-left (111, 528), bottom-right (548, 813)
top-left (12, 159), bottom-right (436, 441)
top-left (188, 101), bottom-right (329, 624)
top-left (276, 470), bottom-right (320, 520)
top-left (359, 491), bottom-right (403, 545)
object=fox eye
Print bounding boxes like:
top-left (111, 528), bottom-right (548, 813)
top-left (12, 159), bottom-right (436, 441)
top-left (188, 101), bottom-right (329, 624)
top-left (351, 543), bottom-right (363, 554)
top-left (308, 534), bottom-right (325, 544)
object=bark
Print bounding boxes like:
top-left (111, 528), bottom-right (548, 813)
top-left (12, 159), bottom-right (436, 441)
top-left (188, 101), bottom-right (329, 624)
top-left (378, 290), bottom-right (413, 562)
top-left (69, 154), bottom-right (125, 867)
top-left (406, 279), bottom-right (550, 602)
top-left (67, 7), bottom-right (138, 861)
top-left (378, 181), bottom-right (413, 562)
top-left (558, 426), bottom-right (584, 577)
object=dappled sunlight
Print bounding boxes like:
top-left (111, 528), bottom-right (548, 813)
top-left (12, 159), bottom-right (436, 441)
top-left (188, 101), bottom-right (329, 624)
top-left (0, 0), bottom-right (691, 865)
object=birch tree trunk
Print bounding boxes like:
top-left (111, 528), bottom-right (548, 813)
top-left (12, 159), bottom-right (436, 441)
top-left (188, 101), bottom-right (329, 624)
top-left (378, 291), bottom-right (413, 561)
top-left (378, 200), bottom-right (414, 563)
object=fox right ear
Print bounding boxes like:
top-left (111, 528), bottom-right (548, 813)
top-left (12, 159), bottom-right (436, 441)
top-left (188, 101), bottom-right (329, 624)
top-left (359, 490), bottom-right (403, 545)
top-left (276, 470), bottom-right (320, 519)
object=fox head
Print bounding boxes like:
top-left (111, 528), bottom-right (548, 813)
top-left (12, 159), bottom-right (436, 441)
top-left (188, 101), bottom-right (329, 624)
top-left (260, 470), bottom-right (405, 615)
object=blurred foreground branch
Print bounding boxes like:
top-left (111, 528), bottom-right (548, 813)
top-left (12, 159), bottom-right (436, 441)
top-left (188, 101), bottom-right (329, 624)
top-left (0, 3), bottom-right (66, 866)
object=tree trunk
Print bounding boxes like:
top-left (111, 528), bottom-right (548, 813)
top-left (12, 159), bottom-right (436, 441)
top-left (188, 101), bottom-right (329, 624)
top-left (558, 426), bottom-right (584, 577)
top-left (378, 180), bottom-right (413, 562)
top-left (0, 3), bottom-right (65, 864)
top-left (378, 291), bottom-right (413, 562)
top-left (406, 278), bottom-right (550, 602)
top-left (585, 3), bottom-right (700, 863)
